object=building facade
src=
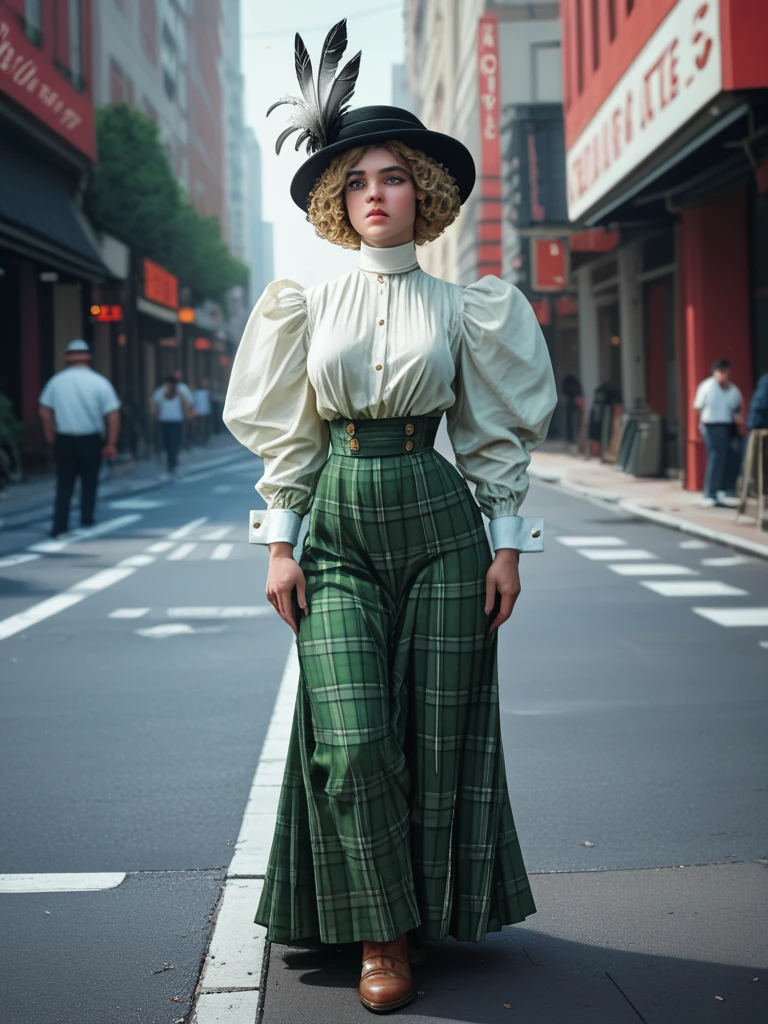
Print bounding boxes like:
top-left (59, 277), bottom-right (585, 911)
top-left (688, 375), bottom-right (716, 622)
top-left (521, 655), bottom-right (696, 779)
top-left (221, 0), bottom-right (246, 260)
top-left (562, 0), bottom-right (768, 488)
top-left (0, 0), bottom-right (109, 462)
top-left (245, 127), bottom-right (273, 304)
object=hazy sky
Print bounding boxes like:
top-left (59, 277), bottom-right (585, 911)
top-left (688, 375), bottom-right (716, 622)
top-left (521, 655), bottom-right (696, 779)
top-left (241, 1), bottom-right (406, 287)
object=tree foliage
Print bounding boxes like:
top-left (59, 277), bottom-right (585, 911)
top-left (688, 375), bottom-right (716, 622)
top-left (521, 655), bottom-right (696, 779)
top-left (86, 105), bottom-right (248, 302)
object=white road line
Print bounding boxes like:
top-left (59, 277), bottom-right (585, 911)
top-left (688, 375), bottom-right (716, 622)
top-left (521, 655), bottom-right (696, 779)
top-left (146, 540), bottom-right (176, 553)
top-left (0, 553), bottom-right (41, 568)
top-left (693, 607), bottom-right (768, 627)
top-left (166, 606), bottom-right (271, 618)
top-left (167, 542), bottom-right (197, 560)
top-left (108, 498), bottom-right (166, 510)
top-left (110, 608), bottom-right (150, 619)
top-left (641, 580), bottom-right (748, 598)
top-left (577, 548), bottom-right (657, 561)
top-left (168, 517), bottom-right (208, 540)
top-left (136, 623), bottom-right (229, 638)
top-left (0, 566), bottom-right (137, 641)
top-left (191, 644), bottom-right (297, 1022)
top-left (28, 514), bottom-right (141, 554)
top-left (0, 873), bottom-right (126, 893)
top-left (608, 563), bottom-right (699, 576)
top-left (700, 555), bottom-right (753, 567)
top-left (118, 554), bottom-right (155, 568)
top-left (557, 536), bottom-right (627, 547)
top-left (202, 526), bottom-right (232, 541)
top-left (680, 539), bottom-right (709, 549)
top-left (210, 543), bottom-right (234, 560)
top-left (759, 641), bottom-right (768, 649)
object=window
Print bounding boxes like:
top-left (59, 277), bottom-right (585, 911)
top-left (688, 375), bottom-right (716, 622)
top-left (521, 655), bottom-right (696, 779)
top-left (608, 0), bottom-right (617, 40)
top-left (532, 43), bottom-right (562, 103)
top-left (591, 0), bottom-right (600, 69)
top-left (69, 0), bottom-right (83, 86)
top-left (110, 58), bottom-right (126, 103)
top-left (576, 0), bottom-right (584, 94)
top-left (24, 0), bottom-right (42, 45)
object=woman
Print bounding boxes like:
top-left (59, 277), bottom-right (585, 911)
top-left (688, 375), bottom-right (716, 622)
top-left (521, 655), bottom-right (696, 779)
top-left (151, 375), bottom-right (191, 476)
top-left (224, 20), bottom-right (556, 1014)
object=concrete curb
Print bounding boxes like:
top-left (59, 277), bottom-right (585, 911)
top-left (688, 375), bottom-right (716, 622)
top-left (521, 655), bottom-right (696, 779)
top-left (531, 468), bottom-right (768, 562)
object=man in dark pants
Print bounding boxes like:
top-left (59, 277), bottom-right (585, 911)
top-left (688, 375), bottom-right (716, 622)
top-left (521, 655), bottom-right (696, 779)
top-left (38, 340), bottom-right (121, 537)
top-left (693, 357), bottom-right (744, 508)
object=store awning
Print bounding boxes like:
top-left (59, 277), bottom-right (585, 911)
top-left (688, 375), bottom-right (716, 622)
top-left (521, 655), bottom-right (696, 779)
top-left (0, 140), bottom-right (111, 281)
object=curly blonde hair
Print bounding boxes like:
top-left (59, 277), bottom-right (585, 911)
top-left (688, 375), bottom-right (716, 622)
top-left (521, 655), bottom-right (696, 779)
top-left (306, 139), bottom-right (462, 249)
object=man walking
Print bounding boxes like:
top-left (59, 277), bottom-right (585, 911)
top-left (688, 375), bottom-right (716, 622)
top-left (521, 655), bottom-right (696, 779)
top-left (38, 339), bottom-right (121, 537)
top-left (192, 377), bottom-right (212, 445)
top-left (693, 358), bottom-right (744, 507)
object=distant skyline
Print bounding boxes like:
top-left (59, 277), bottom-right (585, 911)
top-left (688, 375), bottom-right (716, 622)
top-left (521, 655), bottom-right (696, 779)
top-left (241, 1), bottom-right (407, 292)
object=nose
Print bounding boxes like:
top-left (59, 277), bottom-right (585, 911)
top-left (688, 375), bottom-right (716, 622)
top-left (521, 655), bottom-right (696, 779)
top-left (366, 184), bottom-right (383, 203)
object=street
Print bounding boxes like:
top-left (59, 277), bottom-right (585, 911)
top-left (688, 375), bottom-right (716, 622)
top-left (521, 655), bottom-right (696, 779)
top-left (1, 449), bottom-right (767, 1024)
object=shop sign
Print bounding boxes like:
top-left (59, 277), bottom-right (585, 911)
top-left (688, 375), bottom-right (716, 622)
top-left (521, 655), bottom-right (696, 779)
top-left (90, 304), bottom-right (123, 322)
top-left (0, 19), bottom-right (95, 159)
top-left (194, 337), bottom-right (211, 351)
top-left (532, 239), bottom-right (566, 292)
top-left (566, 0), bottom-right (721, 221)
top-left (143, 259), bottom-right (179, 310)
top-left (477, 13), bottom-right (502, 278)
top-left (530, 298), bottom-right (551, 326)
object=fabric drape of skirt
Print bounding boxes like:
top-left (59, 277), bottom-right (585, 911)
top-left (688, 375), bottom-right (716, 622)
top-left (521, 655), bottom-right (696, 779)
top-left (255, 416), bottom-right (536, 945)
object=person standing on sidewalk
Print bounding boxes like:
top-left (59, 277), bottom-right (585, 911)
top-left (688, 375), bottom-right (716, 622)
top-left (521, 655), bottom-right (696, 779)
top-left (151, 375), bottom-right (193, 477)
top-left (225, 20), bottom-right (555, 1015)
top-left (38, 339), bottom-right (121, 538)
top-left (192, 377), bottom-right (212, 445)
top-left (693, 358), bottom-right (744, 507)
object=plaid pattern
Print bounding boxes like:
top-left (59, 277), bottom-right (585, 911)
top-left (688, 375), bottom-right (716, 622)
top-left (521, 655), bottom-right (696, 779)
top-left (255, 417), bottom-right (537, 945)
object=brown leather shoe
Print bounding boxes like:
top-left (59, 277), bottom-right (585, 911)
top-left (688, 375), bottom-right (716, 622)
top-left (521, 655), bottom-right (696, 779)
top-left (359, 933), bottom-right (414, 1013)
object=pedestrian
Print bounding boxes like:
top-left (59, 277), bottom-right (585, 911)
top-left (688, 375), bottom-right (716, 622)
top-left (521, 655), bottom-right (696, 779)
top-left (172, 370), bottom-right (196, 450)
top-left (192, 377), bottom-right (212, 445)
top-left (561, 372), bottom-right (583, 444)
top-left (223, 20), bottom-right (556, 1015)
top-left (693, 358), bottom-right (744, 507)
top-left (151, 375), bottom-right (192, 477)
top-left (38, 339), bottom-right (121, 538)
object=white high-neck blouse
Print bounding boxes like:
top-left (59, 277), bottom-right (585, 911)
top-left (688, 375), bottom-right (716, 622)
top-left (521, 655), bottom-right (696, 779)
top-left (223, 239), bottom-right (557, 552)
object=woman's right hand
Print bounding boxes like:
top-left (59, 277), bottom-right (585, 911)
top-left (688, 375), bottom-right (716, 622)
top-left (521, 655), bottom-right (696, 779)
top-left (266, 543), bottom-right (307, 634)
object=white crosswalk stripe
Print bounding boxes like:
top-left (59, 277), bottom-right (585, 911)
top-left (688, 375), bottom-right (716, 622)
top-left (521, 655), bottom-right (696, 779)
top-left (693, 608), bottom-right (768, 627)
top-left (700, 555), bottom-right (753, 567)
top-left (168, 517), bottom-right (208, 540)
top-left (557, 536), bottom-right (627, 547)
top-left (578, 548), bottom-right (657, 561)
top-left (642, 580), bottom-right (748, 598)
top-left (210, 543), bottom-right (234, 560)
top-left (167, 542), bottom-right (197, 560)
top-left (608, 563), bottom-right (699, 576)
top-left (202, 526), bottom-right (232, 541)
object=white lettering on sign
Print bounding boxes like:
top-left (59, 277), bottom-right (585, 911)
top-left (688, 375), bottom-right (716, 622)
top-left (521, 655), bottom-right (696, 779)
top-left (0, 21), bottom-right (82, 134)
top-left (566, 0), bottom-right (721, 221)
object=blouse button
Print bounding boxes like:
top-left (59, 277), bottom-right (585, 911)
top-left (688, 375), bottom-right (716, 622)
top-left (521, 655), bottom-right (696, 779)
top-left (404, 440), bottom-right (414, 452)
top-left (375, 364), bottom-right (382, 371)
top-left (378, 319), bottom-right (385, 326)
top-left (346, 422), bottom-right (356, 436)
top-left (404, 423), bottom-right (415, 436)
top-left (377, 274), bottom-right (384, 283)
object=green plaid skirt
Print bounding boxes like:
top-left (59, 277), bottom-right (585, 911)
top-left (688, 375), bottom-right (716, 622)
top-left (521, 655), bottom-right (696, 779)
top-left (255, 416), bottom-right (536, 945)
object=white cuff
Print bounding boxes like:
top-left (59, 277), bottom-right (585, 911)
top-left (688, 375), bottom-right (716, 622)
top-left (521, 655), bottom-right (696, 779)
top-left (489, 515), bottom-right (544, 553)
top-left (248, 508), bottom-right (302, 546)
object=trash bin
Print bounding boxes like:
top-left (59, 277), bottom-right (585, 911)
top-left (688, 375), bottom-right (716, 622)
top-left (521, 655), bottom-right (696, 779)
top-left (617, 411), bottom-right (663, 477)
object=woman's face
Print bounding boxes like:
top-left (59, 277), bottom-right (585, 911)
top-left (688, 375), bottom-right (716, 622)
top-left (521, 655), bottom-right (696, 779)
top-left (343, 146), bottom-right (426, 248)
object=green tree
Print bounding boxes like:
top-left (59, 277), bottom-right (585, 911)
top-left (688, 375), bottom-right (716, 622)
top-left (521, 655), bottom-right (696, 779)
top-left (86, 105), bottom-right (248, 302)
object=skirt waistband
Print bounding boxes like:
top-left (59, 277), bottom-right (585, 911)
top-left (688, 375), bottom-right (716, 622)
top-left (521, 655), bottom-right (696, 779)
top-left (329, 416), bottom-right (441, 457)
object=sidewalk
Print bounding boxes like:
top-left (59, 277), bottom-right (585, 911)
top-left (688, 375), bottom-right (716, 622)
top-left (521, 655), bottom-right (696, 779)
top-left (0, 433), bottom-right (245, 531)
top-left (260, 861), bottom-right (768, 1023)
top-left (531, 444), bottom-right (768, 560)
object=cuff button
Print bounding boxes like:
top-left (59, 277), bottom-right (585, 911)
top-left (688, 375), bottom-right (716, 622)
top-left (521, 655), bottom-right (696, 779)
top-left (531, 529), bottom-right (541, 538)
top-left (252, 521), bottom-right (261, 529)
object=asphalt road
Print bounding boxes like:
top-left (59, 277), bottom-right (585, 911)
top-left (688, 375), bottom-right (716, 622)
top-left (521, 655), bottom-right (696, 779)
top-left (1, 454), bottom-right (766, 1024)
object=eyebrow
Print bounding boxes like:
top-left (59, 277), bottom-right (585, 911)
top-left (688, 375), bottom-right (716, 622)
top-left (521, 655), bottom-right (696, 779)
top-left (346, 165), bottom-right (410, 178)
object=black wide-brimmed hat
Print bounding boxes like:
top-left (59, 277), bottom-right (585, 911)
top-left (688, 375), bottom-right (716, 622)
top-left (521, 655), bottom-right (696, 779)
top-left (267, 20), bottom-right (476, 212)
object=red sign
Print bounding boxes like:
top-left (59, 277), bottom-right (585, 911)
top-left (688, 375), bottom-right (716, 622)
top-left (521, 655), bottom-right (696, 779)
top-left (194, 337), bottom-right (211, 351)
top-left (144, 259), bottom-right (179, 310)
top-left (556, 296), bottom-right (579, 317)
top-left (530, 298), bottom-right (551, 326)
top-left (90, 304), bottom-right (124, 322)
top-left (0, 18), bottom-right (95, 160)
top-left (570, 229), bottom-right (620, 253)
top-left (533, 239), bottom-right (566, 292)
top-left (477, 14), bottom-right (502, 279)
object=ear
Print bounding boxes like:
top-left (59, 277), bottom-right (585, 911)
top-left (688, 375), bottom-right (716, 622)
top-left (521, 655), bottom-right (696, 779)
top-left (416, 190), bottom-right (427, 201)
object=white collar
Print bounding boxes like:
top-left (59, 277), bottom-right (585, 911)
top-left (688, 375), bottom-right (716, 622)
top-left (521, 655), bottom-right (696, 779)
top-left (358, 239), bottom-right (420, 276)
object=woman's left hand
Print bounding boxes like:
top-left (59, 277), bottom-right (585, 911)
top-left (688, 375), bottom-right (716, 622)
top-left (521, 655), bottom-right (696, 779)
top-left (485, 549), bottom-right (521, 633)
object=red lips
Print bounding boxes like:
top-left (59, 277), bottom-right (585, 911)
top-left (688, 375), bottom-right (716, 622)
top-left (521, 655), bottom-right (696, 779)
top-left (366, 209), bottom-right (388, 218)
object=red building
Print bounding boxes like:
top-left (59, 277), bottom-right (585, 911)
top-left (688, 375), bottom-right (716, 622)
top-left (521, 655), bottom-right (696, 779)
top-left (561, 0), bottom-right (768, 488)
top-left (186, 0), bottom-right (225, 225)
top-left (0, 0), bottom-right (107, 460)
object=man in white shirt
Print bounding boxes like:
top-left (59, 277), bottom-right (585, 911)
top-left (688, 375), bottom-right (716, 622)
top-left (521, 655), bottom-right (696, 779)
top-left (39, 339), bottom-right (121, 536)
top-left (692, 358), bottom-right (744, 507)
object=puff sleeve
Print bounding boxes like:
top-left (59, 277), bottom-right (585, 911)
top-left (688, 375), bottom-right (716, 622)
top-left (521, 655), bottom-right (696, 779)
top-left (223, 280), bottom-right (329, 546)
top-left (447, 276), bottom-right (556, 553)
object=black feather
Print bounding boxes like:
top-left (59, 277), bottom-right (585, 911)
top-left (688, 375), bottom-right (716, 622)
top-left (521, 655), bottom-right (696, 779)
top-left (317, 19), bottom-right (348, 110)
top-left (293, 32), bottom-right (315, 107)
top-left (323, 50), bottom-right (361, 136)
top-left (275, 124), bottom-right (300, 155)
